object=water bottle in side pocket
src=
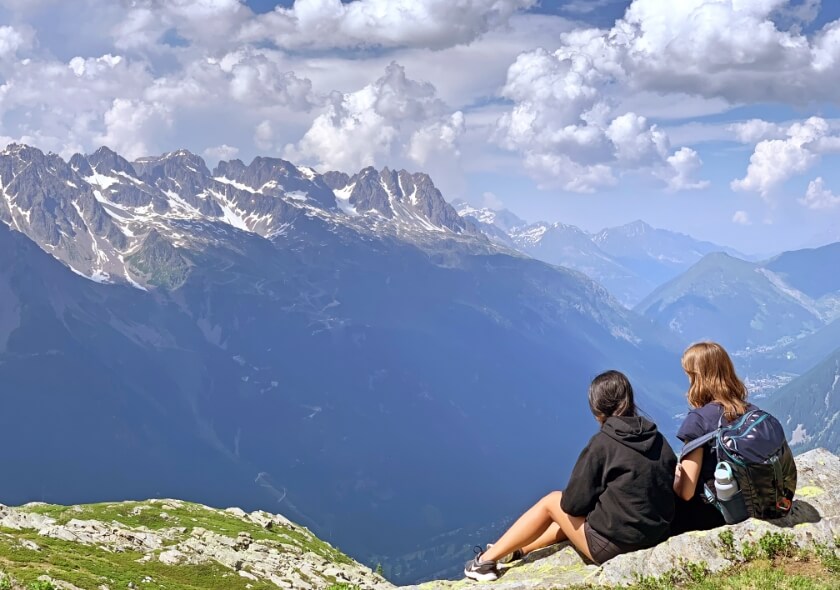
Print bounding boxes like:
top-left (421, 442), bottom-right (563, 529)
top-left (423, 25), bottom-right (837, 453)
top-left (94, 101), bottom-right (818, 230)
top-left (714, 461), bottom-right (749, 524)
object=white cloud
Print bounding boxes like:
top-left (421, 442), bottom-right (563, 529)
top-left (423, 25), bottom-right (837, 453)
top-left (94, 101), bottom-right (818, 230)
top-left (215, 48), bottom-right (317, 110)
top-left (729, 119), bottom-right (787, 144)
top-left (408, 111), bottom-right (465, 165)
top-left (495, 47), bottom-right (708, 192)
top-left (731, 117), bottom-right (840, 196)
top-left (506, 0), bottom-right (840, 193)
top-left (254, 120), bottom-right (274, 151)
top-left (285, 62), bottom-right (464, 172)
top-left (112, 0), bottom-right (250, 51)
top-left (613, 0), bottom-right (840, 104)
top-left (0, 25), bottom-right (31, 59)
top-left (732, 210), bottom-right (752, 225)
top-left (663, 147), bottom-right (711, 192)
top-left (203, 143), bottom-right (239, 163)
top-left (95, 98), bottom-right (173, 160)
top-left (240, 0), bottom-right (537, 51)
top-left (799, 177), bottom-right (840, 210)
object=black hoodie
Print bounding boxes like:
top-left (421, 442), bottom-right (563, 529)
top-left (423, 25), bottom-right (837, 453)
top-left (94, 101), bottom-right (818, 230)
top-left (560, 416), bottom-right (677, 549)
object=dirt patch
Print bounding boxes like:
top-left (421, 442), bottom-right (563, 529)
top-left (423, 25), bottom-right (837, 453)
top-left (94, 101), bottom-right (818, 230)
top-left (773, 556), bottom-right (832, 579)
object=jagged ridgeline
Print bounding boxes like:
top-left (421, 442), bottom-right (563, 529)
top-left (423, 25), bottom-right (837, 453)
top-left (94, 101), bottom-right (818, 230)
top-left (0, 144), bottom-right (685, 583)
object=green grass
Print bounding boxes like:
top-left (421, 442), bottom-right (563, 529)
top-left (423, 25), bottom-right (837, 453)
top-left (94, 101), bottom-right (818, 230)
top-left (0, 527), bottom-right (278, 590)
top-left (0, 499), bottom-right (359, 589)
top-left (19, 500), bottom-right (350, 565)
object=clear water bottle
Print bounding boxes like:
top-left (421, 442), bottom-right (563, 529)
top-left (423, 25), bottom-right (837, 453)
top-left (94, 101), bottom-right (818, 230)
top-left (714, 462), bottom-right (749, 524)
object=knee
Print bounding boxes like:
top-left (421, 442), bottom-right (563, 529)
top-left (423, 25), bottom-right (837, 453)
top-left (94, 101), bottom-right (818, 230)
top-left (541, 491), bottom-right (563, 510)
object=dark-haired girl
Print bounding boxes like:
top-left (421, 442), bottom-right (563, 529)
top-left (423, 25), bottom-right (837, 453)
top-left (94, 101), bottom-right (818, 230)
top-left (464, 371), bottom-right (677, 581)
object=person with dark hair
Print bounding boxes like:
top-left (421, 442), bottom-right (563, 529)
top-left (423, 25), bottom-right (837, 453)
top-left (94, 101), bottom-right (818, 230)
top-left (464, 370), bottom-right (677, 581)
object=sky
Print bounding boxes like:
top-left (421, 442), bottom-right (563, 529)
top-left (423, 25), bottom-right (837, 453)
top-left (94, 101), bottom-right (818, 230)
top-left (0, 0), bottom-right (839, 254)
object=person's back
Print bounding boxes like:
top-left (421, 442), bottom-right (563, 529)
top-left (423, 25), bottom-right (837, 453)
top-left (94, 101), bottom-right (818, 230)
top-left (564, 414), bottom-right (676, 549)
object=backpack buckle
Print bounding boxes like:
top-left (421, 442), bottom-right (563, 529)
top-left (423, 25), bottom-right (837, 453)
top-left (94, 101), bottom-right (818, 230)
top-left (776, 497), bottom-right (792, 512)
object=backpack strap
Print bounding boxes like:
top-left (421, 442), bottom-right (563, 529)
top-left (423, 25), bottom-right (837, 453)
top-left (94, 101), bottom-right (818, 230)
top-left (679, 429), bottom-right (719, 461)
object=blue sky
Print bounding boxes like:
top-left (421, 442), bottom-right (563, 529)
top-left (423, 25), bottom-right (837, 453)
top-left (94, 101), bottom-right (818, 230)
top-left (0, 0), bottom-right (839, 254)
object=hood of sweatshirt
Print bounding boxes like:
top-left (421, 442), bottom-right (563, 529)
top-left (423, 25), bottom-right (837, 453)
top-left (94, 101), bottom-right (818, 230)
top-left (601, 416), bottom-right (660, 453)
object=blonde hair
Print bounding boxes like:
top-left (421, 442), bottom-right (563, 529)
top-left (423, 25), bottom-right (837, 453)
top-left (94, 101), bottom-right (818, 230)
top-left (681, 342), bottom-right (748, 421)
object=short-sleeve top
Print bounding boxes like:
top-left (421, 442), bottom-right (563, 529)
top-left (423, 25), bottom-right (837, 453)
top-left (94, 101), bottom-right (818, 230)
top-left (676, 402), bottom-right (758, 498)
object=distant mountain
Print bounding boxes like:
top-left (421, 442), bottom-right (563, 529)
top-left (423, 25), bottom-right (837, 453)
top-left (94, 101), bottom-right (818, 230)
top-left (764, 242), bottom-right (840, 301)
top-left (0, 144), bottom-right (685, 584)
top-left (767, 346), bottom-right (840, 454)
top-left (638, 240), bottom-right (840, 351)
top-left (593, 220), bottom-right (747, 286)
top-left (636, 252), bottom-right (828, 352)
top-left (454, 207), bottom-right (740, 307)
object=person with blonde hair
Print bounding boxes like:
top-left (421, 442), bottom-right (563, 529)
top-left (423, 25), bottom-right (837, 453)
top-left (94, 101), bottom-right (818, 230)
top-left (672, 341), bottom-right (795, 534)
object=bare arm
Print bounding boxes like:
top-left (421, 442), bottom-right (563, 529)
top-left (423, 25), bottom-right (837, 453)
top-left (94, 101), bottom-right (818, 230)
top-left (674, 447), bottom-right (703, 501)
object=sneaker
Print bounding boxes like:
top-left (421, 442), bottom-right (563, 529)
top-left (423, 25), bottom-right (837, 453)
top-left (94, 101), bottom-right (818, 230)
top-left (464, 545), bottom-right (498, 581)
top-left (486, 543), bottom-right (525, 564)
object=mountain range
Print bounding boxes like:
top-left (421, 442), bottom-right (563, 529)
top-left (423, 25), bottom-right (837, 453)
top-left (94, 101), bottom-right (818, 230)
top-left (0, 144), bottom-right (689, 584)
top-left (636, 244), bottom-right (840, 362)
top-left (767, 344), bottom-right (840, 455)
top-left (455, 203), bottom-right (744, 307)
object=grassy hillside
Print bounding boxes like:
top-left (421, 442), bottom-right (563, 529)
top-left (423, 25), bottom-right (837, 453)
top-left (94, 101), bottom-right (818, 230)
top-left (0, 499), bottom-right (387, 590)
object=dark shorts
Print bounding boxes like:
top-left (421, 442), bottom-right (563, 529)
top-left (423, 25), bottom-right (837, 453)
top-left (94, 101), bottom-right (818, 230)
top-left (584, 522), bottom-right (626, 565)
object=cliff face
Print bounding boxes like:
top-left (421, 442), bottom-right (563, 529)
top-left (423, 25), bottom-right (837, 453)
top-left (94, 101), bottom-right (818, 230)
top-left (403, 448), bottom-right (840, 590)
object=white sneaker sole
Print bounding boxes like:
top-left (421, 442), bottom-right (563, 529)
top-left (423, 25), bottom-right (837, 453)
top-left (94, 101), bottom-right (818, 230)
top-left (464, 568), bottom-right (498, 582)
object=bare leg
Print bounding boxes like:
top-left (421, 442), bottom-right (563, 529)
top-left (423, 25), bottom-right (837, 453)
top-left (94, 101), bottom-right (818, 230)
top-left (521, 522), bottom-right (565, 555)
top-left (482, 491), bottom-right (591, 562)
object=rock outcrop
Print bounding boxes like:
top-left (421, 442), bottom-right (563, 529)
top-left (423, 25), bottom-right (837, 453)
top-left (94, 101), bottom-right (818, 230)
top-left (0, 499), bottom-right (392, 590)
top-left (403, 448), bottom-right (840, 589)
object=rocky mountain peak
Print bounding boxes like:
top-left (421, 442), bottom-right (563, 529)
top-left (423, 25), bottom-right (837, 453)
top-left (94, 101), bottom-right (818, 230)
top-left (87, 145), bottom-right (137, 176)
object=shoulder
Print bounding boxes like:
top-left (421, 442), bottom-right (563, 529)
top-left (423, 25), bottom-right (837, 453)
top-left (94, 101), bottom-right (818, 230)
top-left (578, 431), bottom-right (611, 459)
top-left (677, 403), bottom-right (722, 442)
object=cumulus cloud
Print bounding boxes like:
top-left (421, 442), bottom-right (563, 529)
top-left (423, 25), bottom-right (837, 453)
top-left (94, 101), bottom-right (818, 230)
top-left (491, 0), bottom-right (840, 192)
top-left (799, 177), bottom-right (840, 210)
top-left (731, 117), bottom-right (840, 196)
top-left (95, 98), bottom-right (173, 160)
top-left (213, 48), bottom-right (317, 110)
top-left (254, 120), bottom-right (274, 151)
top-left (112, 0), bottom-right (250, 51)
top-left (286, 62), bottom-right (464, 172)
top-left (0, 25), bottom-right (31, 59)
top-left (203, 144), bottom-right (240, 163)
top-left (732, 210), bottom-right (752, 225)
top-left (408, 111), bottom-right (465, 165)
top-left (240, 0), bottom-right (537, 51)
top-left (610, 0), bottom-right (840, 104)
top-left (495, 48), bottom-right (708, 192)
top-left (729, 119), bottom-right (787, 144)
top-left (663, 147), bottom-right (711, 192)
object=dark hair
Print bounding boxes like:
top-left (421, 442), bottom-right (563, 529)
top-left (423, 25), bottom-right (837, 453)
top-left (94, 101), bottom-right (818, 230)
top-left (588, 370), bottom-right (637, 418)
